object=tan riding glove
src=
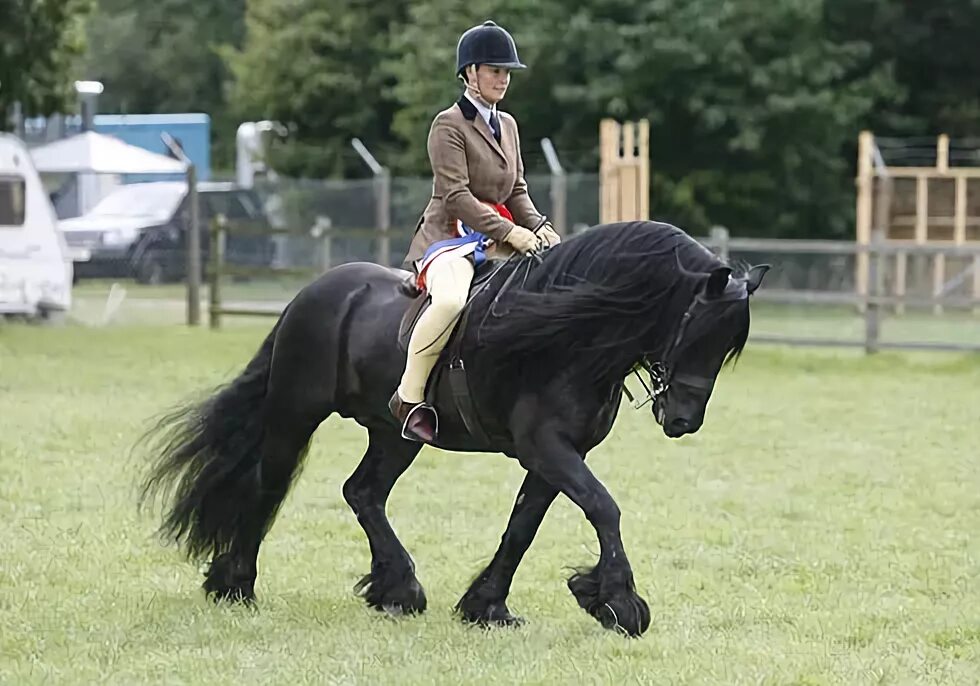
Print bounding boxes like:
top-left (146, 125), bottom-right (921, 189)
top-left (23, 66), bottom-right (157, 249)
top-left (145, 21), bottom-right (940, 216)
top-left (538, 222), bottom-right (562, 248)
top-left (504, 225), bottom-right (541, 255)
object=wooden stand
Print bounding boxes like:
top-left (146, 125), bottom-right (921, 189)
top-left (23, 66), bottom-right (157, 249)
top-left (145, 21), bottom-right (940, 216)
top-left (855, 131), bottom-right (980, 313)
top-left (600, 119), bottom-right (650, 223)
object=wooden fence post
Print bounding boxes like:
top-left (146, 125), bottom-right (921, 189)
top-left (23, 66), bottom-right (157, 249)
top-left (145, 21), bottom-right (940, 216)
top-left (865, 169), bottom-right (891, 353)
top-left (865, 229), bottom-right (882, 354)
top-left (312, 216), bottom-right (332, 272)
top-left (894, 250), bottom-right (907, 315)
top-left (710, 225), bottom-right (730, 263)
top-left (209, 216), bottom-right (226, 330)
top-left (186, 164), bottom-right (201, 326)
top-left (933, 253), bottom-right (946, 316)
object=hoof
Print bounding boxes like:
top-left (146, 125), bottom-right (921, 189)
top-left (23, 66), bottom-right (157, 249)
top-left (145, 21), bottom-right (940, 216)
top-left (456, 597), bottom-right (525, 629)
top-left (354, 565), bottom-right (427, 616)
top-left (568, 566), bottom-right (650, 637)
top-left (203, 582), bottom-right (256, 605)
top-left (203, 553), bottom-right (256, 605)
top-left (590, 592), bottom-right (650, 637)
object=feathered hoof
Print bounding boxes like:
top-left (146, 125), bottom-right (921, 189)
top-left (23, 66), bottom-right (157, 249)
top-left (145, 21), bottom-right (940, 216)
top-left (354, 565), bottom-right (427, 616)
top-left (202, 552), bottom-right (256, 605)
top-left (455, 596), bottom-right (526, 629)
top-left (568, 566), bottom-right (650, 637)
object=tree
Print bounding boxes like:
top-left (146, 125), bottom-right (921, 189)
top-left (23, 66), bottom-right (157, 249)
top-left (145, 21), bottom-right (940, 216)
top-left (826, 0), bottom-right (980, 138)
top-left (389, 0), bottom-right (899, 238)
top-left (216, 0), bottom-right (971, 239)
top-left (78, 0), bottom-right (245, 165)
top-left (0, 0), bottom-right (93, 125)
top-left (223, 0), bottom-right (409, 178)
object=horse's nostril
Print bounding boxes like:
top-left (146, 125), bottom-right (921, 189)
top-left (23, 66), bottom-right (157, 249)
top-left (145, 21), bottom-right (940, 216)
top-left (669, 417), bottom-right (691, 433)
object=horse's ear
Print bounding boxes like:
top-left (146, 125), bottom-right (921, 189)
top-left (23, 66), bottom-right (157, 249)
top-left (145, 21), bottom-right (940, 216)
top-left (705, 266), bottom-right (733, 299)
top-left (745, 264), bottom-right (770, 294)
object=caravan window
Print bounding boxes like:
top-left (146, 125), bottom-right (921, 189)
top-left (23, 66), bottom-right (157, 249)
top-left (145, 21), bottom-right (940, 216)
top-left (0, 175), bottom-right (26, 227)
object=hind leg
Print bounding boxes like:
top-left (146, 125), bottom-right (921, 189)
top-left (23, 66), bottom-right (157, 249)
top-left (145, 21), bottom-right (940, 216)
top-left (343, 428), bottom-right (425, 615)
top-left (203, 411), bottom-right (320, 604)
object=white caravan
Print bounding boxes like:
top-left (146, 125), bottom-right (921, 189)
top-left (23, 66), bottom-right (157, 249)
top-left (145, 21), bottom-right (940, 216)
top-left (0, 133), bottom-right (72, 319)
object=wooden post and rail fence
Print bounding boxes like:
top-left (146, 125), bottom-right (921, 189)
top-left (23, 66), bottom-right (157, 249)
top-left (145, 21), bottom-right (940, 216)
top-left (701, 228), bottom-right (980, 353)
top-left (192, 122), bottom-right (979, 353)
top-left (203, 216), bottom-right (980, 352)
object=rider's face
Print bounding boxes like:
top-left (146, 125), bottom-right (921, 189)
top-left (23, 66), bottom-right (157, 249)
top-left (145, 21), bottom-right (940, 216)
top-left (469, 65), bottom-right (511, 104)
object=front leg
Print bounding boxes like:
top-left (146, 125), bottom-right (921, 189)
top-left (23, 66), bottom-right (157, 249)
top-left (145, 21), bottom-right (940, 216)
top-left (456, 471), bottom-right (559, 626)
top-left (516, 429), bottom-right (650, 637)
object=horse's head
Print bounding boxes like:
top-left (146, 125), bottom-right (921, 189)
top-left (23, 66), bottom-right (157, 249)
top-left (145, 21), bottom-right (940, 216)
top-left (643, 263), bottom-right (768, 438)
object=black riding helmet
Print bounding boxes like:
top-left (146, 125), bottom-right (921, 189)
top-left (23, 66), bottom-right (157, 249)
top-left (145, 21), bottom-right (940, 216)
top-left (455, 20), bottom-right (526, 76)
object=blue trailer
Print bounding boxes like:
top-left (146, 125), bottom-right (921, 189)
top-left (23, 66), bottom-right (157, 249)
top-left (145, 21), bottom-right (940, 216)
top-left (93, 113), bottom-right (211, 181)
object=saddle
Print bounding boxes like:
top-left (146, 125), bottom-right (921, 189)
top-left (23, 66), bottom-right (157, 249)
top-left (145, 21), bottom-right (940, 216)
top-left (397, 258), bottom-right (502, 353)
top-left (396, 258), bottom-right (505, 444)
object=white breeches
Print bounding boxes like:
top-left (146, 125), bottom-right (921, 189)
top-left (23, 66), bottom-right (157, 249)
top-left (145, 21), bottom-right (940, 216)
top-left (397, 255), bottom-right (475, 403)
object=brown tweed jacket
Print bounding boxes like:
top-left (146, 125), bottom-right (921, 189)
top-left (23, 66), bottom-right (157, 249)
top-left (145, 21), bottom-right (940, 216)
top-left (403, 95), bottom-right (544, 269)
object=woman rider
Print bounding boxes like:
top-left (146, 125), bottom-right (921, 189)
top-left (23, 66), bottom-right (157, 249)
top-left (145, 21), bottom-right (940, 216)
top-left (389, 20), bottom-right (561, 443)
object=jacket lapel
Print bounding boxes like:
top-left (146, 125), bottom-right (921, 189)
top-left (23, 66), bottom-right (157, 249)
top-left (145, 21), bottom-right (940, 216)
top-left (456, 95), bottom-right (507, 162)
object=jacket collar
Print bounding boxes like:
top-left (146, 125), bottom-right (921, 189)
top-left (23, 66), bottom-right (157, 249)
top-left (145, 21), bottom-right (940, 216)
top-left (457, 94), bottom-right (478, 120)
top-left (456, 95), bottom-right (506, 160)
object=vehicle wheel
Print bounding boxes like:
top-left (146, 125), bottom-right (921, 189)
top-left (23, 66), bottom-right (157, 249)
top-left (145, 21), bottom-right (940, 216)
top-left (35, 308), bottom-right (67, 327)
top-left (136, 256), bottom-right (165, 285)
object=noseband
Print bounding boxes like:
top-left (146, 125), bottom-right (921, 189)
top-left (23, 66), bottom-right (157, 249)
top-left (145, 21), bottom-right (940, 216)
top-left (623, 281), bottom-right (746, 410)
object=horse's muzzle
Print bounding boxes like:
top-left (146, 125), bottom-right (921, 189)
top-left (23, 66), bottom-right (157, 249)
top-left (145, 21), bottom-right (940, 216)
top-left (663, 416), bottom-right (696, 438)
top-left (653, 397), bottom-right (700, 438)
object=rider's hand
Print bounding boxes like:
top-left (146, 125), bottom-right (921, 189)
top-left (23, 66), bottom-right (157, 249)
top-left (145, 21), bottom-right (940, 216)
top-left (504, 225), bottom-right (541, 255)
top-left (538, 222), bottom-right (561, 248)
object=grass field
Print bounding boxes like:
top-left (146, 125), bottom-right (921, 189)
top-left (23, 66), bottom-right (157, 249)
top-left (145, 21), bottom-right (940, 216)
top-left (1, 320), bottom-right (979, 685)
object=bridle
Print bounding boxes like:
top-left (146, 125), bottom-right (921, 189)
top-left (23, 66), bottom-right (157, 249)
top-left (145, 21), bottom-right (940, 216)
top-left (623, 280), bottom-right (747, 411)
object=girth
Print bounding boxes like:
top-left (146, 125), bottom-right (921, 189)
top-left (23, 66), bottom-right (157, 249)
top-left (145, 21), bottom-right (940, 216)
top-left (436, 299), bottom-right (493, 444)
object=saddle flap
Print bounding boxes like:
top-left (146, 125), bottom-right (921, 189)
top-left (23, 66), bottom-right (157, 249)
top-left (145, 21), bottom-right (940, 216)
top-left (398, 292), bottom-right (430, 353)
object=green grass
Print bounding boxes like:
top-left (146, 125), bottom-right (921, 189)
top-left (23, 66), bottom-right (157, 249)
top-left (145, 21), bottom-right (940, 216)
top-left (750, 303), bottom-right (980, 347)
top-left (1, 322), bottom-right (979, 685)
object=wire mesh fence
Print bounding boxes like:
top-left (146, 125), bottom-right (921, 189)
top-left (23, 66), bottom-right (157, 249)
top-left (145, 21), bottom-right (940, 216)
top-left (246, 172), bottom-right (601, 269)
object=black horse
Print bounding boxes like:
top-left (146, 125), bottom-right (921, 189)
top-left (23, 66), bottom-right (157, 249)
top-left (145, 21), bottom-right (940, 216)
top-left (138, 219), bottom-right (767, 638)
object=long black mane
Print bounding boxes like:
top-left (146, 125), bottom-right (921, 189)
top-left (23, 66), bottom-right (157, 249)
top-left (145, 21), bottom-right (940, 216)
top-left (475, 220), bottom-right (739, 381)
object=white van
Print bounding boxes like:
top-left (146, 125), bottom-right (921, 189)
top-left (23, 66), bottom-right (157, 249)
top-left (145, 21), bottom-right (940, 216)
top-left (0, 134), bottom-right (72, 319)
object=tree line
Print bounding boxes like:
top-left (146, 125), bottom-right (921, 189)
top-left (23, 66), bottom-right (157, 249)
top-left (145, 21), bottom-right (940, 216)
top-left (3, 0), bottom-right (978, 238)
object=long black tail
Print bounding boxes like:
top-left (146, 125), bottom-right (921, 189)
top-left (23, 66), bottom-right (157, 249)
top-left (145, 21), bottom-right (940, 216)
top-left (136, 319), bottom-right (282, 561)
